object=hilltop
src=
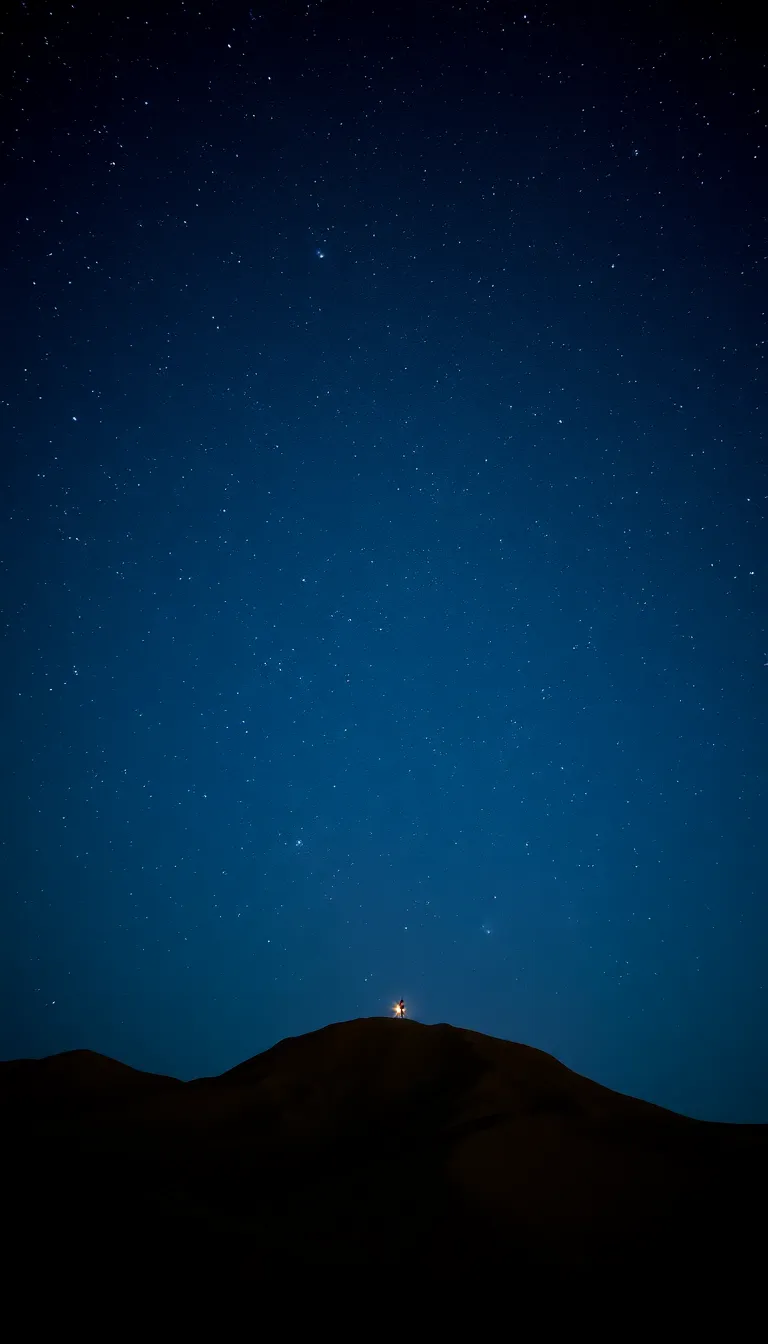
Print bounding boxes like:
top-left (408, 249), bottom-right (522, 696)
top-left (3, 1017), bottom-right (765, 1267)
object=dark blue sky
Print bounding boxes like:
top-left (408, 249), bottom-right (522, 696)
top-left (2, 1), bottom-right (766, 1121)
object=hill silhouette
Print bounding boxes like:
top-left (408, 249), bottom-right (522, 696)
top-left (3, 1018), bottom-right (765, 1267)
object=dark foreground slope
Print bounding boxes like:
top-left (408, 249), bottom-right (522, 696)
top-left (3, 1018), bottom-right (765, 1267)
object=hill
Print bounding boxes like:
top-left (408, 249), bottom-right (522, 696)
top-left (3, 1018), bottom-right (765, 1267)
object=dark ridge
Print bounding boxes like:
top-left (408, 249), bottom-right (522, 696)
top-left (3, 1018), bottom-right (765, 1268)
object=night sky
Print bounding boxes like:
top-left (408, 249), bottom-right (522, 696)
top-left (2, 1), bottom-right (766, 1123)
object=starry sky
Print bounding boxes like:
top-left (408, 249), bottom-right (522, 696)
top-left (2, 0), bottom-right (766, 1122)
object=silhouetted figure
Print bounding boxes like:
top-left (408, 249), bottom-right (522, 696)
top-left (396, 998), bottom-right (406, 1018)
